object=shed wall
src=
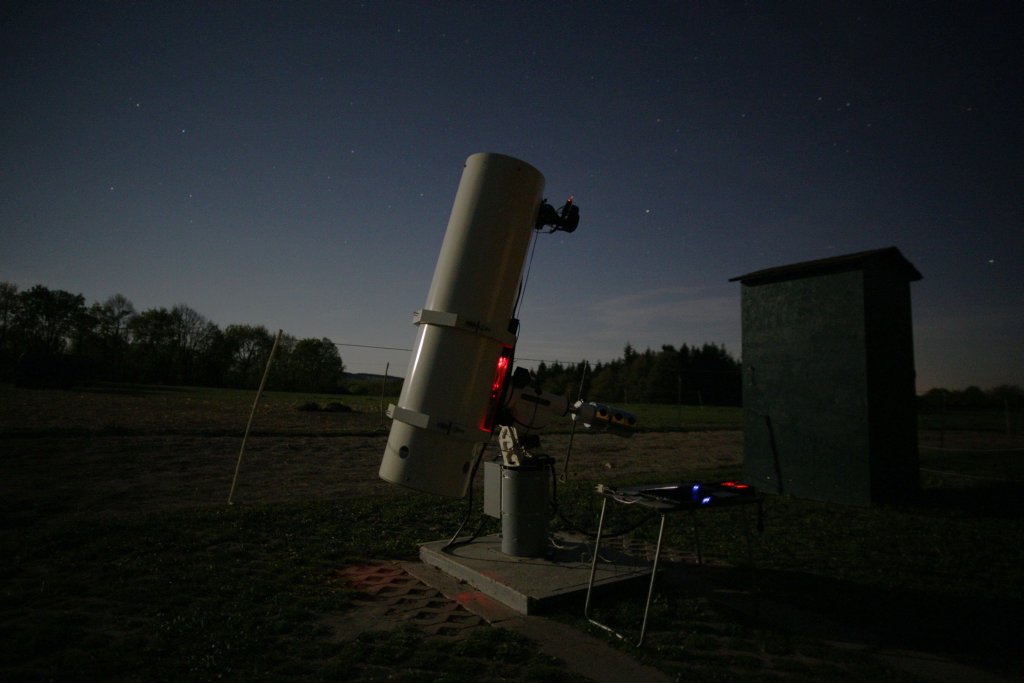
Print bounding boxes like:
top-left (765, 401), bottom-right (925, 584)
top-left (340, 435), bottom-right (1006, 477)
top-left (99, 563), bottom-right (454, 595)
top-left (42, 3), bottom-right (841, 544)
top-left (741, 270), bottom-right (874, 505)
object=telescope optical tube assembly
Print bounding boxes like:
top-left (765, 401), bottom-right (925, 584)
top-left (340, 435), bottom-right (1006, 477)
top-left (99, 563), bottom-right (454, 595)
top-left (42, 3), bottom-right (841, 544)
top-left (379, 153), bottom-right (545, 498)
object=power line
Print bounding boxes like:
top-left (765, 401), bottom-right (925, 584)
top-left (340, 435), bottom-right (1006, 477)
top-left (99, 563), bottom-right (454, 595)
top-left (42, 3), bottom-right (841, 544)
top-left (516, 356), bottom-right (604, 366)
top-left (333, 342), bottom-right (412, 352)
top-left (332, 342), bottom-right (604, 367)
top-left (332, 343), bottom-right (734, 373)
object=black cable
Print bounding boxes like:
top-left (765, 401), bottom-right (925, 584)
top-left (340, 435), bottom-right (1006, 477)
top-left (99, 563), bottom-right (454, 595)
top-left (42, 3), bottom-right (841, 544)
top-left (442, 445), bottom-right (489, 552)
top-left (560, 361), bottom-right (588, 481)
top-left (513, 231), bottom-right (541, 320)
top-left (560, 416), bottom-right (578, 483)
top-left (444, 513), bottom-right (491, 553)
top-left (547, 460), bottom-right (657, 539)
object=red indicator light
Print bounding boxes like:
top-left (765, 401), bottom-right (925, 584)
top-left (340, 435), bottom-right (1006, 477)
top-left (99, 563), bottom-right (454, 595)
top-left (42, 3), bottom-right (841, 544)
top-left (491, 355), bottom-right (509, 395)
top-left (480, 346), bottom-right (514, 432)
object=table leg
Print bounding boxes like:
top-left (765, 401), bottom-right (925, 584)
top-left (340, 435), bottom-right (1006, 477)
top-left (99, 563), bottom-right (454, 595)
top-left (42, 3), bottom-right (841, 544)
top-left (638, 512), bottom-right (666, 647)
top-left (584, 496), bottom-right (608, 620)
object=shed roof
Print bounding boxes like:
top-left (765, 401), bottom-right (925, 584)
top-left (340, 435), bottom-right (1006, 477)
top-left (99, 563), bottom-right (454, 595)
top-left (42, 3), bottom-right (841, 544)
top-left (729, 247), bottom-right (922, 286)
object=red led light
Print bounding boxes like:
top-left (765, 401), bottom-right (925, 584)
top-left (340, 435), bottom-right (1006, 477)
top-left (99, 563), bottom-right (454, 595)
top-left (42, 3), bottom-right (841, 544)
top-left (480, 346), bottom-right (514, 432)
top-left (491, 355), bottom-right (509, 395)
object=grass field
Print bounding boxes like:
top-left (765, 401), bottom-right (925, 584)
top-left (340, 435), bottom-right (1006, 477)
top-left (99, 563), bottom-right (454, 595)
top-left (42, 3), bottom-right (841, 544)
top-left (2, 383), bottom-right (1022, 681)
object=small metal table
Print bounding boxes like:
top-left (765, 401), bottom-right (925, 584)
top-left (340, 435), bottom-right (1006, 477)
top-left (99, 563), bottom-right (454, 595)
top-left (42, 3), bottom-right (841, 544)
top-left (584, 481), bottom-right (763, 647)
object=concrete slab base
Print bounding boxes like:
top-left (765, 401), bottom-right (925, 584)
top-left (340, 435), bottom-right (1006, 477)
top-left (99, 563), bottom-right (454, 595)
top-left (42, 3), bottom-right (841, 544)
top-left (404, 560), bottom-right (674, 683)
top-left (420, 532), bottom-right (653, 615)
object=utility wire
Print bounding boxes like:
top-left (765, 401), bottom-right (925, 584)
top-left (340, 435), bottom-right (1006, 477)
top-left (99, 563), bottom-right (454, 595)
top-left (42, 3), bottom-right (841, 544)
top-left (333, 342), bottom-right (412, 352)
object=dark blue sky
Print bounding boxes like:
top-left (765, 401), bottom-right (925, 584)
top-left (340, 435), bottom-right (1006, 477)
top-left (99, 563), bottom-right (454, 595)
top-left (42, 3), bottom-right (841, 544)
top-left (2, 1), bottom-right (1020, 390)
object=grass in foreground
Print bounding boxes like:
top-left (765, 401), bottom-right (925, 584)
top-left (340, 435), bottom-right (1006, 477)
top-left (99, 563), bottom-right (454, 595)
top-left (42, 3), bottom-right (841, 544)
top-left (2, 383), bottom-right (1022, 681)
top-left (1, 496), bottom-right (588, 682)
top-left (4, 459), bottom-right (1022, 682)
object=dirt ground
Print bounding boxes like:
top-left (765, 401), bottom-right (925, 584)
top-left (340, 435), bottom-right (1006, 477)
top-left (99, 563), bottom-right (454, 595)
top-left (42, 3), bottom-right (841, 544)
top-left (1, 431), bottom-right (744, 520)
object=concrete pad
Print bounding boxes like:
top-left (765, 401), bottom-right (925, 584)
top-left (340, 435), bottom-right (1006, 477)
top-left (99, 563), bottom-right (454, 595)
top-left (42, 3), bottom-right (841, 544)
top-left (404, 560), bottom-right (673, 683)
top-left (419, 532), bottom-right (652, 614)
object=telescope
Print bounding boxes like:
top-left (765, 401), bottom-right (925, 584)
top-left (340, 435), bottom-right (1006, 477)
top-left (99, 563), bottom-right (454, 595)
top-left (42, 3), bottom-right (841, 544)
top-left (378, 152), bottom-right (634, 556)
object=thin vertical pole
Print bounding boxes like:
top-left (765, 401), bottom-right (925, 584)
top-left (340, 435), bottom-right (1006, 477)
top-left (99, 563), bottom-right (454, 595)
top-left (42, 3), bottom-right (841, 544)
top-left (576, 361), bottom-right (588, 402)
top-left (939, 392), bottom-right (946, 448)
top-left (228, 329), bottom-right (282, 505)
top-left (677, 374), bottom-right (683, 426)
top-left (584, 497), bottom-right (609, 620)
top-left (379, 362), bottom-right (390, 429)
top-left (560, 362), bottom-right (589, 481)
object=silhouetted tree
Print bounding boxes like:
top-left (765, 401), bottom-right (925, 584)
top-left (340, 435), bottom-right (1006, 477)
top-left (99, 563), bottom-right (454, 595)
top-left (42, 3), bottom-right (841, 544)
top-left (282, 337), bottom-right (344, 393)
top-left (222, 324), bottom-right (275, 388)
top-left (170, 304), bottom-right (219, 384)
top-left (79, 294), bottom-right (136, 380)
top-left (127, 307), bottom-right (178, 383)
top-left (13, 285), bottom-right (87, 355)
top-left (648, 345), bottom-right (682, 404)
top-left (0, 282), bottom-right (19, 379)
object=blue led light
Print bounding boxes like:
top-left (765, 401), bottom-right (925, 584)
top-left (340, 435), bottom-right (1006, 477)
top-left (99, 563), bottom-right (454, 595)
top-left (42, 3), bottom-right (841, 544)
top-left (701, 496), bottom-right (712, 505)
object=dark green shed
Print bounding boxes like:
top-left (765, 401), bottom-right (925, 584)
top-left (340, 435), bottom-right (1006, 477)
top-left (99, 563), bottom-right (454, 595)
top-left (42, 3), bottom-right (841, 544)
top-left (730, 247), bottom-right (922, 505)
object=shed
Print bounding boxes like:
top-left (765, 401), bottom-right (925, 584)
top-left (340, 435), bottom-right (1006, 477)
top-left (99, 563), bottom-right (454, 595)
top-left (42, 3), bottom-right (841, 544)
top-left (730, 247), bottom-right (922, 505)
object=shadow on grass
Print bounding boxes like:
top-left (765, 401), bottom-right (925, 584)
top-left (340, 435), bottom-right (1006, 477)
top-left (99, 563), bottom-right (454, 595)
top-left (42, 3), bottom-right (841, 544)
top-left (573, 476), bottom-right (1024, 679)
top-left (702, 563), bottom-right (1024, 675)
top-left (914, 480), bottom-right (1024, 520)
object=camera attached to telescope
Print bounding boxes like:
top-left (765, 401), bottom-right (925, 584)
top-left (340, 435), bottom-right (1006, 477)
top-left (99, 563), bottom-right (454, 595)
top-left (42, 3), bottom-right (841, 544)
top-left (535, 197), bottom-right (579, 233)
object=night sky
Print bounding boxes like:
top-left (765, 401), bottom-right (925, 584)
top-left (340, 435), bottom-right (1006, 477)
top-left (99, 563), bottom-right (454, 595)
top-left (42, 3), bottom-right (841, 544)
top-left (2, 2), bottom-right (1020, 391)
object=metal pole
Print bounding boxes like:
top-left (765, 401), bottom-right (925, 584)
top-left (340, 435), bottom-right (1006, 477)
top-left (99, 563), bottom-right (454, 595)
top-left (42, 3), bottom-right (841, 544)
top-left (379, 361), bottom-right (390, 429)
top-left (228, 329), bottom-right (282, 504)
top-left (584, 497), bottom-right (609, 619)
top-left (638, 513), bottom-right (667, 647)
top-left (677, 374), bottom-right (682, 426)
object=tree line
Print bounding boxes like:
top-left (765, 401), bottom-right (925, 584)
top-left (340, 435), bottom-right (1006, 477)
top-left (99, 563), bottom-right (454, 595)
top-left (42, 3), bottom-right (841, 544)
top-left (0, 282), bottom-right (344, 393)
top-left (8, 282), bottom-right (1018, 409)
top-left (11, 281), bottom-right (1019, 411)
top-left (1, 281), bottom-right (746, 404)
top-left (918, 384), bottom-right (1024, 412)
top-left (528, 342), bottom-right (742, 406)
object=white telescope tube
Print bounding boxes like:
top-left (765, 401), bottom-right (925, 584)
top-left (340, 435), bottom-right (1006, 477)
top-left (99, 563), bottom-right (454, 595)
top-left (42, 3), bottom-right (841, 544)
top-left (380, 153), bottom-right (545, 497)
